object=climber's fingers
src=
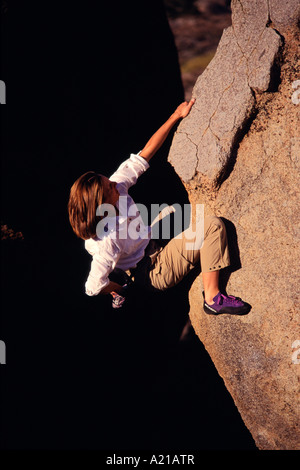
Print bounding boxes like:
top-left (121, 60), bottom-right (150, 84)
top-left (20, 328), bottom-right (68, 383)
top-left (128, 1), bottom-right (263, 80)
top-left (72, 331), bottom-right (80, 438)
top-left (175, 98), bottom-right (196, 119)
top-left (186, 97), bottom-right (196, 112)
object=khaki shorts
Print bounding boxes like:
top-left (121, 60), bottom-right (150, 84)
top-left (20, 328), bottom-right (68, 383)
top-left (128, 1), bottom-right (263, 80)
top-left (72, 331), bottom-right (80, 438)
top-left (133, 216), bottom-right (230, 292)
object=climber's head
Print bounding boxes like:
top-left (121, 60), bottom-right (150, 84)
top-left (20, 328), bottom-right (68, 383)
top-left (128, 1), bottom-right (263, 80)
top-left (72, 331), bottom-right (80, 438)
top-left (68, 172), bottom-right (119, 240)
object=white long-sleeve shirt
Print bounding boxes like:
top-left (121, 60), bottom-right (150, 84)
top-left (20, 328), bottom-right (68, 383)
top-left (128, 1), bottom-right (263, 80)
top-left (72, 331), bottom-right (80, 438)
top-left (85, 153), bottom-right (151, 296)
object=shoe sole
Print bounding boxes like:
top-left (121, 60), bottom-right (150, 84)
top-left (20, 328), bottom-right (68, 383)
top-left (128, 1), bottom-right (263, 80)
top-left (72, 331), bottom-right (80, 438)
top-left (203, 302), bottom-right (252, 316)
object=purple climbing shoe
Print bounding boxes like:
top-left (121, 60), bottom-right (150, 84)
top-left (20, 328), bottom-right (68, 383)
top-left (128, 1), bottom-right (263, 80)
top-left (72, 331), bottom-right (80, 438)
top-left (203, 291), bottom-right (251, 315)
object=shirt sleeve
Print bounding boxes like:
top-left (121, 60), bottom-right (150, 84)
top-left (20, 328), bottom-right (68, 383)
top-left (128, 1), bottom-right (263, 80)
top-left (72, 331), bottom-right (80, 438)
top-left (109, 152), bottom-right (149, 191)
top-left (85, 238), bottom-right (121, 296)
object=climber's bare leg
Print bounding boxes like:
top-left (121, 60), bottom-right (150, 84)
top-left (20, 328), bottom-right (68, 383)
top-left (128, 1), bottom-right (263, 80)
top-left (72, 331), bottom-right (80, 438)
top-left (202, 270), bottom-right (220, 305)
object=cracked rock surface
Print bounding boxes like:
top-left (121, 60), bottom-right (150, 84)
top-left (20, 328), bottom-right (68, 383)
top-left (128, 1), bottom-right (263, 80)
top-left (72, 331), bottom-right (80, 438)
top-left (168, 0), bottom-right (300, 450)
top-left (169, 0), bottom-right (284, 186)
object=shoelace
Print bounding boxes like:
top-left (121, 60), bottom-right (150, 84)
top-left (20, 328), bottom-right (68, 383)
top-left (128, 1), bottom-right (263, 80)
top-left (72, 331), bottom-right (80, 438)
top-left (217, 293), bottom-right (242, 306)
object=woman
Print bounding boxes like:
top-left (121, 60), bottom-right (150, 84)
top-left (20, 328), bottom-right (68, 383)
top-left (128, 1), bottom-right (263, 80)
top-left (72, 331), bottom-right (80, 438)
top-left (68, 99), bottom-right (250, 315)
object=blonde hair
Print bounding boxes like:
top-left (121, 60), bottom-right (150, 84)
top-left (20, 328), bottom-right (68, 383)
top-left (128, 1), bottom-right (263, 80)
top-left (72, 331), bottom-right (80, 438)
top-left (68, 172), bottom-right (104, 240)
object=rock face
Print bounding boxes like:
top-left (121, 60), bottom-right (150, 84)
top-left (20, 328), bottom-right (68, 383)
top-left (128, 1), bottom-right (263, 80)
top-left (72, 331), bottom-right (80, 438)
top-left (168, 0), bottom-right (300, 450)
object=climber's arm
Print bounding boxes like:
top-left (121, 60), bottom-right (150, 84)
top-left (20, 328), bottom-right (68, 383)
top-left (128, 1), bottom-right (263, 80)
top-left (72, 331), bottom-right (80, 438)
top-left (139, 98), bottom-right (195, 162)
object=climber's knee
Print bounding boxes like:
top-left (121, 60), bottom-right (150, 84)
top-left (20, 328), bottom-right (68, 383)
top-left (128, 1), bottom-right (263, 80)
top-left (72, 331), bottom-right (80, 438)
top-left (204, 215), bottom-right (226, 238)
